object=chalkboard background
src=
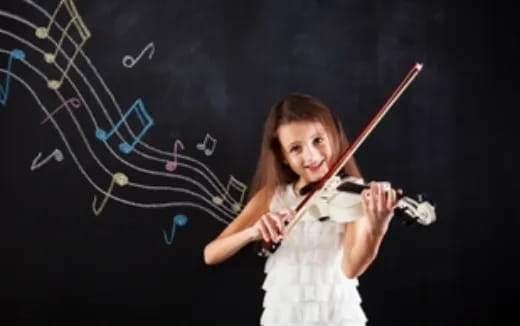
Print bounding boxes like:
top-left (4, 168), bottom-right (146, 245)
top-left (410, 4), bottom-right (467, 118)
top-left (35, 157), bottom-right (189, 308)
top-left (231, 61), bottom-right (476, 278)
top-left (1, 0), bottom-right (516, 325)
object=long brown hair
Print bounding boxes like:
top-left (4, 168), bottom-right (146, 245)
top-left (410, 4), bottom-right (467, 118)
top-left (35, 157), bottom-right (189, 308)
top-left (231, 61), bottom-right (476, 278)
top-left (248, 93), bottom-right (362, 203)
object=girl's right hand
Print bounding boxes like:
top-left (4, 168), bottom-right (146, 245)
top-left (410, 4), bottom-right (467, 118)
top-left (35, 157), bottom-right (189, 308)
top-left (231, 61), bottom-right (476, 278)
top-left (249, 209), bottom-right (294, 243)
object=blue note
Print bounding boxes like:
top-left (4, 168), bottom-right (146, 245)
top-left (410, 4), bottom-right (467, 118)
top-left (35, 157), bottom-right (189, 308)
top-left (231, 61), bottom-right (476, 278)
top-left (163, 214), bottom-right (188, 245)
top-left (95, 98), bottom-right (154, 153)
top-left (1, 49), bottom-right (25, 107)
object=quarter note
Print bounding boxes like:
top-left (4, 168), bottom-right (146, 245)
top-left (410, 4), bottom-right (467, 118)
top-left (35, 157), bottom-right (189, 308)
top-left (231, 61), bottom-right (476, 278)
top-left (92, 172), bottom-right (128, 216)
top-left (196, 133), bottom-right (217, 156)
top-left (95, 98), bottom-right (154, 154)
top-left (165, 139), bottom-right (184, 172)
top-left (1, 49), bottom-right (25, 107)
top-left (162, 214), bottom-right (188, 245)
top-left (30, 149), bottom-right (64, 171)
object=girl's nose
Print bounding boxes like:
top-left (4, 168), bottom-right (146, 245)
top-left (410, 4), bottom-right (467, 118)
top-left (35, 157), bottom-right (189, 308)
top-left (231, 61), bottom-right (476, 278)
top-left (303, 145), bottom-right (321, 164)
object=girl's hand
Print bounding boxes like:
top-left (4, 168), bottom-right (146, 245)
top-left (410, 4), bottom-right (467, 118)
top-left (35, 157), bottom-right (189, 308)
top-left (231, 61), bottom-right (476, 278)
top-left (249, 208), bottom-right (294, 243)
top-left (360, 181), bottom-right (399, 234)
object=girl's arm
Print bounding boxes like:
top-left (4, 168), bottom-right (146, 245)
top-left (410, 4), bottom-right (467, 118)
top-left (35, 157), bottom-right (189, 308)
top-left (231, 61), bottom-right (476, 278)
top-left (342, 182), bottom-right (397, 278)
top-left (204, 188), bottom-right (286, 265)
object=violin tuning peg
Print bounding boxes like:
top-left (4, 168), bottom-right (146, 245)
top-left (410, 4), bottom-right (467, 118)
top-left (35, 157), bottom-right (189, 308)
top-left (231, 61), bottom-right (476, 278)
top-left (416, 193), bottom-right (435, 206)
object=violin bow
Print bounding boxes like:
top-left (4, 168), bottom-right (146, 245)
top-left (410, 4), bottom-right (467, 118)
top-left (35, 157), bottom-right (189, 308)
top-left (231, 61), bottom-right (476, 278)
top-left (284, 62), bottom-right (424, 235)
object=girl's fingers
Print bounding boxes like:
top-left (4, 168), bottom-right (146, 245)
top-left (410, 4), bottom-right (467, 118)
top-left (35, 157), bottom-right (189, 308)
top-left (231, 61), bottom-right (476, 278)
top-left (370, 183), bottom-right (377, 214)
top-left (263, 215), bottom-right (278, 241)
top-left (361, 189), bottom-right (369, 215)
top-left (257, 220), bottom-right (270, 242)
top-left (271, 212), bottom-right (284, 233)
top-left (376, 183), bottom-right (385, 215)
top-left (362, 189), bottom-right (374, 217)
top-left (387, 188), bottom-right (397, 211)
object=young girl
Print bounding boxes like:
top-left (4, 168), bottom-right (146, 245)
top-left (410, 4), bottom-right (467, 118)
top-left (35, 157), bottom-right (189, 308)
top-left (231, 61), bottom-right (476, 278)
top-left (204, 93), bottom-right (397, 325)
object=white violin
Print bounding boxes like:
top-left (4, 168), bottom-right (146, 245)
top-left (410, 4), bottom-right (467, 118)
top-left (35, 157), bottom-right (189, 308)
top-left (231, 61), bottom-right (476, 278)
top-left (303, 175), bottom-right (436, 226)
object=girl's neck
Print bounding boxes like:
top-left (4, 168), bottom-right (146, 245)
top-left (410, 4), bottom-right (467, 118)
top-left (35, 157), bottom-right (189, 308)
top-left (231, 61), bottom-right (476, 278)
top-left (293, 178), bottom-right (306, 197)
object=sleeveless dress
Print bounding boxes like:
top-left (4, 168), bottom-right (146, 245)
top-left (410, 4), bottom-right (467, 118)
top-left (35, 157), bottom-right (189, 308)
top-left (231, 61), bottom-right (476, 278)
top-left (260, 182), bottom-right (367, 326)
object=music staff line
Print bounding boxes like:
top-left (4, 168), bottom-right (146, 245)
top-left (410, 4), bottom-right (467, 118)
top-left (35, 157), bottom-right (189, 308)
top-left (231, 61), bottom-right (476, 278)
top-left (21, 0), bottom-right (240, 205)
top-left (0, 6), bottom-right (241, 210)
top-left (0, 14), bottom-right (246, 214)
top-left (0, 66), bottom-right (232, 224)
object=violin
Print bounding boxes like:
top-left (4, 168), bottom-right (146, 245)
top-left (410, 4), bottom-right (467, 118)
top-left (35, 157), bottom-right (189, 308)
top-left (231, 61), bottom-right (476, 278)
top-left (302, 173), bottom-right (436, 226)
top-left (257, 173), bottom-right (436, 257)
top-left (257, 62), bottom-right (436, 257)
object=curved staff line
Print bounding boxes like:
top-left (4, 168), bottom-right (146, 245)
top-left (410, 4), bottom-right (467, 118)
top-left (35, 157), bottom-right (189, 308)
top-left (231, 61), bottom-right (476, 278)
top-left (0, 37), bottom-right (236, 221)
top-left (0, 68), bottom-right (230, 225)
top-left (0, 25), bottom-right (237, 219)
top-left (21, 1), bottom-right (246, 206)
top-left (0, 11), bottom-right (239, 214)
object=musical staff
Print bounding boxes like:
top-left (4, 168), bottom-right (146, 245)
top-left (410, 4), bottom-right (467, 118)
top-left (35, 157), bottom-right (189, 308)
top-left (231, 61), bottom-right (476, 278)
top-left (35, 0), bottom-right (91, 89)
top-left (1, 48), bottom-right (25, 107)
top-left (95, 98), bottom-right (154, 154)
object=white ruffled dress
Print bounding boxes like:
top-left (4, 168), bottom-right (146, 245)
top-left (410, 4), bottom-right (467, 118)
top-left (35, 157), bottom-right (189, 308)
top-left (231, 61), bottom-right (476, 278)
top-left (260, 183), bottom-right (367, 326)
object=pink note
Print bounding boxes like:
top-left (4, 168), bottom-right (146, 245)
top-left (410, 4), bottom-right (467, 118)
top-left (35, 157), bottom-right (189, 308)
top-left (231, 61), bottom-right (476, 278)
top-left (165, 139), bottom-right (184, 172)
top-left (41, 97), bottom-right (81, 125)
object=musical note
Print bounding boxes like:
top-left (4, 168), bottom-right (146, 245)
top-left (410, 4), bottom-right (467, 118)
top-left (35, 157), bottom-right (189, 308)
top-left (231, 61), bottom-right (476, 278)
top-left (212, 175), bottom-right (247, 213)
top-left (30, 149), bottom-right (64, 171)
top-left (1, 49), bottom-right (25, 107)
top-left (41, 97), bottom-right (81, 125)
top-left (35, 0), bottom-right (91, 89)
top-left (92, 172), bottom-right (128, 216)
top-left (162, 214), bottom-right (188, 245)
top-left (122, 42), bottom-right (155, 68)
top-left (165, 139), bottom-right (184, 172)
top-left (196, 133), bottom-right (217, 156)
top-left (95, 98), bottom-right (154, 154)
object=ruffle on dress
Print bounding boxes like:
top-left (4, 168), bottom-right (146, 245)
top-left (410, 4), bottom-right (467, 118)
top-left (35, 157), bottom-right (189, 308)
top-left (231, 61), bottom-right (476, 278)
top-left (260, 217), bottom-right (367, 326)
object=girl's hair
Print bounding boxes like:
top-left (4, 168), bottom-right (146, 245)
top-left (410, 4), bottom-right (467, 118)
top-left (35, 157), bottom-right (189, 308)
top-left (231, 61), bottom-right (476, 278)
top-left (248, 93), bottom-right (362, 202)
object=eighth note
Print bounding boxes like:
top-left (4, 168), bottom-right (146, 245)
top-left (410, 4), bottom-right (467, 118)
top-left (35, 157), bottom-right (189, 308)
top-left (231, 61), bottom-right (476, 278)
top-left (92, 172), bottom-right (128, 216)
top-left (30, 149), bottom-right (64, 171)
top-left (165, 139), bottom-right (184, 172)
top-left (212, 175), bottom-right (247, 213)
top-left (122, 42), bottom-right (155, 68)
top-left (95, 98), bottom-right (154, 154)
top-left (196, 133), bottom-right (217, 156)
top-left (163, 214), bottom-right (188, 245)
top-left (41, 97), bottom-right (81, 125)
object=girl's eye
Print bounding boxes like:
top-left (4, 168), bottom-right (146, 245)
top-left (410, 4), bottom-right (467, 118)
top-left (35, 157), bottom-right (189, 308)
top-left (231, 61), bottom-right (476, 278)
top-left (314, 137), bottom-right (324, 145)
top-left (289, 145), bottom-right (301, 153)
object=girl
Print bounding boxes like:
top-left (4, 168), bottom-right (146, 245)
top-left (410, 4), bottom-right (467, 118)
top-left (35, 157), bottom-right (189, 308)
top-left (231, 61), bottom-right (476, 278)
top-left (204, 93), bottom-right (397, 325)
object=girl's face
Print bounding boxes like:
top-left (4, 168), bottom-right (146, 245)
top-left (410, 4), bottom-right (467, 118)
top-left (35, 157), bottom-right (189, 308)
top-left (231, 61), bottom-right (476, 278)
top-left (277, 121), bottom-right (333, 190)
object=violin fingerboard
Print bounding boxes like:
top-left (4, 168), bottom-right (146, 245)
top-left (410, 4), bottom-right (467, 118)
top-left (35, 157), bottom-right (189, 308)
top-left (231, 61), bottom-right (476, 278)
top-left (336, 181), bottom-right (367, 194)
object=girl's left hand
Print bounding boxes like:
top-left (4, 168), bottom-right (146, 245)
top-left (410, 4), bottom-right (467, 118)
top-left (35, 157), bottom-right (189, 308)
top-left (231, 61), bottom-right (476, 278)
top-left (360, 181), bottom-right (399, 234)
